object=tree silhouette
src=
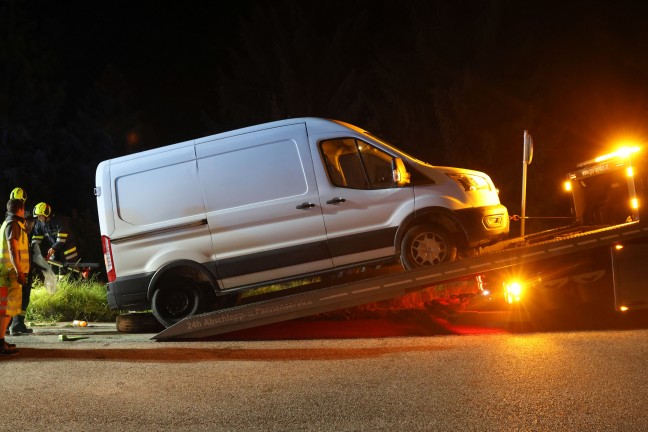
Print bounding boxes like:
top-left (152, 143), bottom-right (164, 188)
top-left (0, 0), bottom-right (136, 265)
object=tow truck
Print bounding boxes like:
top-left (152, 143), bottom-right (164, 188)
top-left (154, 144), bottom-right (648, 340)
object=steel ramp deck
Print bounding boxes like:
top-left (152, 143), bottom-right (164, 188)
top-left (153, 221), bottom-right (648, 340)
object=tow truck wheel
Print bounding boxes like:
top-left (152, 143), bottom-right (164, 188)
top-left (401, 224), bottom-right (457, 270)
top-left (151, 277), bottom-right (203, 327)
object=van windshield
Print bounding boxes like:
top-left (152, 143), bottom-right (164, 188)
top-left (364, 132), bottom-right (433, 167)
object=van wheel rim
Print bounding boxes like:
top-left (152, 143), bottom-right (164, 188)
top-left (410, 232), bottom-right (447, 265)
top-left (165, 291), bottom-right (191, 316)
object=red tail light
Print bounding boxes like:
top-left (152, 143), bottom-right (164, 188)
top-left (101, 235), bottom-right (116, 282)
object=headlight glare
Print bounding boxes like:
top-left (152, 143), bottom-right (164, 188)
top-left (447, 173), bottom-right (492, 192)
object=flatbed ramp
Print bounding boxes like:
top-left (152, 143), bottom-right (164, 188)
top-left (153, 221), bottom-right (648, 340)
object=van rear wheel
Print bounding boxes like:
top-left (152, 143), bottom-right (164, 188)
top-left (401, 224), bottom-right (457, 270)
top-left (152, 277), bottom-right (203, 327)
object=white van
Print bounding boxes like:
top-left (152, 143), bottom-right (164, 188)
top-left (95, 118), bottom-right (508, 326)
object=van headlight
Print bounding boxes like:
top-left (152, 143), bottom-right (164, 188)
top-left (447, 173), bottom-right (492, 192)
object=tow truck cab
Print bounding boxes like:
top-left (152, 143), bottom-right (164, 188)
top-left (500, 145), bottom-right (648, 316)
top-left (567, 146), bottom-right (645, 225)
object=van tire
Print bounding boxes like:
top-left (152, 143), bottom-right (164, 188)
top-left (400, 224), bottom-right (457, 270)
top-left (151, 277), bottom-right (203, 327)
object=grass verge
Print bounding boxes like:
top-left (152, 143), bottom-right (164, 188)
top-left (27, 275), bottom-right (119, 323)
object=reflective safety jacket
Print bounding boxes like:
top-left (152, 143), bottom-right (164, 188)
top-left (0, 214), bottom-right (30, 281)
top-left (32, 214), bottom-right (79, 263)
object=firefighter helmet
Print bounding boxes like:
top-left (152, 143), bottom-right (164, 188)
top-left (33, 202), bottom-right (52, 218)
top-left (10, 187), bottom-right (26, 202)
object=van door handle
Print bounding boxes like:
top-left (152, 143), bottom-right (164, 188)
top-left (296, 202), bottom-right (316, 209)
top-left (326, 197), bottom-right (346, 204)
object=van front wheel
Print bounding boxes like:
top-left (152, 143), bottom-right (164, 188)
top-left (401, 225), bottom-right (457, 270)
top-left (152, 277), bottom-right (203, 327)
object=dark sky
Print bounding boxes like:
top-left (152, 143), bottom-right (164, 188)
top-left (4, 0), bottom-right (648, 259)
top-left (37, 1), bottom-right (249, 143)
top-left (19, 1), bottom-right (648, 152)
top-left (77, 4), bottom-right (648, 150)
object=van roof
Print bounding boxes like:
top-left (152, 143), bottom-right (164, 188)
top-left (103, 118), bottom-right (366, 165)
top-left (194, 117), bottom-right (366, 144)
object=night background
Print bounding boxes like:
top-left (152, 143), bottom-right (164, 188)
top-left (3, 0), bottom-right (648, 266)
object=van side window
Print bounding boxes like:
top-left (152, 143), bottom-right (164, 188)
top-left (321, 138), bottom-right (395, 190)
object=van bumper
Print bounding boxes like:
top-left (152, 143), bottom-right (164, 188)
top-left (455, 204), bottom-right (509, 247)
top-left (106, 273), bottom-right (153, 311)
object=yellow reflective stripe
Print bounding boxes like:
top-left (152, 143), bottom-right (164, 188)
top-left (0, 221), bottom-right (8, 277)
top-left (0, 220), bottom-right (29, 275)
top-left (63, 247), bottom-right (77, 256)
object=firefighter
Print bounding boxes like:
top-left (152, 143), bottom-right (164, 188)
top-left (7, 187), bottom-right (35, 335)
top-left (0, 199), bottom-right (30, 354)
top-left (32, 202), bottom-right (81, 275)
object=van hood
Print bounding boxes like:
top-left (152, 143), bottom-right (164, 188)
top-left (412, 162), bottom-right (491, 184)
top-left (411, 162), bottom-right (503, 208)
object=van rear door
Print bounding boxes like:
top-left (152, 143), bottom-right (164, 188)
top-left (105, 144), bottom-right (213, 284)
top-left (195, 123), bottom-right (332, 288)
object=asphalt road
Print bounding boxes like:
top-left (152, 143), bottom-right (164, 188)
top-left (2, 322), bottom-right (648, 431)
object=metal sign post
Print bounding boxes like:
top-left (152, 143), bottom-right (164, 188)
top-left (521, 130), bottom-right (534, 237)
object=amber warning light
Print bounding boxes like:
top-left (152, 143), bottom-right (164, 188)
top-left (504, 281), bottom-right (523, 304)
top-left (578, 145), bottom-right (641, 168)
top-left (563, 180), bottom-right (572, 192)
top-left (594, 145), bottom-right (641, 163)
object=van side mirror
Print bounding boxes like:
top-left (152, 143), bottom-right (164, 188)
top-left (392, 158), bottom-right (411, 186)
